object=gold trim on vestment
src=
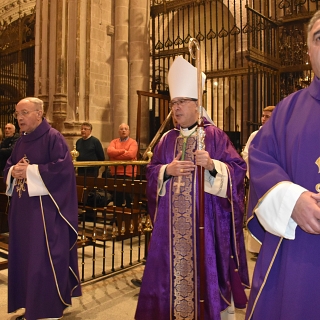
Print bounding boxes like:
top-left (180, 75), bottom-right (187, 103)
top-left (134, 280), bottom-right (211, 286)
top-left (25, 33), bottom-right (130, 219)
top-left (168, 136), bottom-right (179, 320)
top-left (13, 157), bottom-right (81, 302)
top-left (226, 165), bottom-right (239, 268)
top-left (37, 166), bottom-right (81, 306)
top-left (245, 185), bottom-right (262, 245)
top-left (217, 165), bottom-right (250, 308)
top-left (246, 238), bottom-right (283, 320)
top-left (47, 192), bottom-right (81, 284)
top-left (246, 181), bottom-right (289, 227)
top-left (170, 135), bottom-right (197, 319)
top-left (245, 181), bottom-right (287, 319)
top-left (40, 196), bottom-right (70, 307)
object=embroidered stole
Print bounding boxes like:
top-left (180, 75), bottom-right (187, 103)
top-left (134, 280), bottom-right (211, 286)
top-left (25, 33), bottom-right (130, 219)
top-left (171, 134), bottom-right (198, 319)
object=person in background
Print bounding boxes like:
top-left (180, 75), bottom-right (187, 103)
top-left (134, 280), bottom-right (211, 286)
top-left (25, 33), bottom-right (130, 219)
top-left (245, 10), bottom-right (320, 319)
top-left (0, 123), bottom-right (20, 176)
top-left (242, 106), bottom-right (275, 179)
top-left (135, 56), bottom-right (249, 320)
top-left (76, 122), bottom-right (105, 177)
top-left (4, 97), bottom-right (81, 320)
top-left (107, 123), bottom-right (138, 208)
top-left (242, 106), bottom-right (275, 256)
top-left (294, 84), bottom-right (303, 91)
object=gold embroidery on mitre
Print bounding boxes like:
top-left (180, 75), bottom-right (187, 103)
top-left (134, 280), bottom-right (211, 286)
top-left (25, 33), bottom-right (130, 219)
top-left (15, 154), bottom-right (30, 198)
top-left (315, 157), bottom-right (320, 173)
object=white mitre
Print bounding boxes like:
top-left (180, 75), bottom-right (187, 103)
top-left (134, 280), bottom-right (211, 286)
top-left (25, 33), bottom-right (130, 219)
top-left (168, 56), bottom-right (205, 99)
top-left (167, 56), bottom-right (215, 125)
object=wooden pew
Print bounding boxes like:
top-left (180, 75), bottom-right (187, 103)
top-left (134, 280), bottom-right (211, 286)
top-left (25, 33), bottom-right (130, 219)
top-left (76, 176), bottom-right (147, 240)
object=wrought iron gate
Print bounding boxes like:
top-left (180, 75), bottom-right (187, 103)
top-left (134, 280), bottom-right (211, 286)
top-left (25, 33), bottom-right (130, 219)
top-left (0, 10), bottom-right (35, 130)
top-left (149, 0), bottom-right (317, 149)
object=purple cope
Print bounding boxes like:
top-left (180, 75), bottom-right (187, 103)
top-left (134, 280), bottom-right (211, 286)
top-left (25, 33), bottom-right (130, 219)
top-left (135, 118), bottom-right (249, 320)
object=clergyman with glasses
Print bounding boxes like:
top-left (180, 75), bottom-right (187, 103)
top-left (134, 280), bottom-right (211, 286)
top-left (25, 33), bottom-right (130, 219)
top-left (135, 56), bottom-right (249, 320)
top-left (4, 97), bottom-right (82, 320)
top-left (75, 122), bottom-right (105, 177)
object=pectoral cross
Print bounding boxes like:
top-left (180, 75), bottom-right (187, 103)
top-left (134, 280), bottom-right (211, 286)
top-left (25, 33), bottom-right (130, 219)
top-left (315, 157), bottom-right (320, 192)
top-left (15, 154), bottom-right (29, 198)
top-left (316, 157), bottom-right (320, 173)
top-left (173, 176), bottom-right (185, 194)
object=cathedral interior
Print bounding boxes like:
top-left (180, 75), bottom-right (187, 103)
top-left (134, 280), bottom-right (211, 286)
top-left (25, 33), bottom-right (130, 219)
top-left (0, 0), bottom-right (319, 319)
top-left (0, 0), bottom-right (316, 151)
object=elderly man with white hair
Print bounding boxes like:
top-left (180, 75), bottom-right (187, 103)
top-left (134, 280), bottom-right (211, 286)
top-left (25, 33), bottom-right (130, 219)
top-left (4, 97), bottom-right (81, 320)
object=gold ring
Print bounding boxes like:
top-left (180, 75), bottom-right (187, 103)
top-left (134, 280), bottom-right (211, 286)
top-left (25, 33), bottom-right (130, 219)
top-left (180, 168), bottom-right (183, 173)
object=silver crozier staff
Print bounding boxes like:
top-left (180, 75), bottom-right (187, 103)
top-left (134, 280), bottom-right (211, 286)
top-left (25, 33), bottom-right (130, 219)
top-left (188, 37), bottom-right (206, 320)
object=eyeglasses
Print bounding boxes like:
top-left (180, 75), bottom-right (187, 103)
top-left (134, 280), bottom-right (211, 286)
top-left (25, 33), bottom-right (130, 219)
top-left (13, 109), bottom-right (39, 119)
top-left (81, 128), bottom-right (91, 131)
top-left (169, 98), bottom-right (197, 109)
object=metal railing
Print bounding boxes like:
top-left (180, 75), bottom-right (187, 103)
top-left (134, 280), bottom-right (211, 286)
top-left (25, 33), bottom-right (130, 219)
top-left (73, 157), bottom-right (152, 282)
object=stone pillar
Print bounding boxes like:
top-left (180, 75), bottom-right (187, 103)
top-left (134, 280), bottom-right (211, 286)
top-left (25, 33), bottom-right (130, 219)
top-left (129, 0), bottom-right (150, 151)
top-left (35, 0), bottom-right (68, 132)
top-left (113, 0), bottom-right (129, 133)
top-left (34, 0), bottom-right (49, 116)
top-left (34, 0), bottom-right (88, 147)
top-left (52, 0), bottom-right (68, 130)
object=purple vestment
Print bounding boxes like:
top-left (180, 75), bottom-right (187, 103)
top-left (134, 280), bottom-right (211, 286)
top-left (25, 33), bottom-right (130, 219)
top-left (135, 119), bottom-right (249, 320)
top-left (246, 77), bottom-right (320, 319)
top-left (4, 119), bottom-right (81, 320)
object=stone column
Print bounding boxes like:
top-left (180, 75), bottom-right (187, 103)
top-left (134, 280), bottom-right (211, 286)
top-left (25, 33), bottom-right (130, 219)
top-left (34, 0), bottom-right (87, 147)
top-left (113, 0), bottom-right (129, 133)
top-left (35, 0), bottom-right (68, 131)
top-left (52, 0), bottom-right (68, 130)
top-left (128, 0), bottom-right (150, 151)
top-left (34, 0), bottom-right (49, 116)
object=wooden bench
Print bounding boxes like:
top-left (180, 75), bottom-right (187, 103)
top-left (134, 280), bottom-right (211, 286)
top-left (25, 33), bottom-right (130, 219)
top-left (76, 176), bottom-right (147, 240)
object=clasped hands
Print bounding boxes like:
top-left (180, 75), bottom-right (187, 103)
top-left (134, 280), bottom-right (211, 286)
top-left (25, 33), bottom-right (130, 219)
top-left (165, 150), bottom-right (214, 177)
top-left (292, 191), bottom-right (320, 234)
top-left (12, 157), bottom-right (29, 180)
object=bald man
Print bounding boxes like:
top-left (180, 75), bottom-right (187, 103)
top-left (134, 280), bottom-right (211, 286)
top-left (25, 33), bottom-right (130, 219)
top-left (0, 123), bottom-right (19, 176)
top-left (4, 98), bottom-right (81, 320)
top-left (107, 123), bottom-right (138, 207)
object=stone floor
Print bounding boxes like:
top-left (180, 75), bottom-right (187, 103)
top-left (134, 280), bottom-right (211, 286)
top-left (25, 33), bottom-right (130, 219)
top-left (0, 230), bottom-right (257, 320)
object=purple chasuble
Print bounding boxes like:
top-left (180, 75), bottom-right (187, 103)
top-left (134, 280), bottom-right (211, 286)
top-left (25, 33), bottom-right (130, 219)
top-left (246, 77), bottom-right (320, 320)
top-left (4, 119), bottom-right (81, 320)
top-left (135, 119), bottom-right (249, 320)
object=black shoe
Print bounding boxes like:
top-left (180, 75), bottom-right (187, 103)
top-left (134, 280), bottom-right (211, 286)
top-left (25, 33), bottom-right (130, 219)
top-left (131, 278), bottom-right (142, 287)
top-left (16, 316), bottom-right (25, 320)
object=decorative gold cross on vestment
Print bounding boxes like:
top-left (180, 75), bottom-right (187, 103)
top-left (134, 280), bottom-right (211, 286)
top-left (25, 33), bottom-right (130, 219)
top-left (15, 154), bottom-right (30, 198)
top-left (173, 176), bottom-right (185, 194)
